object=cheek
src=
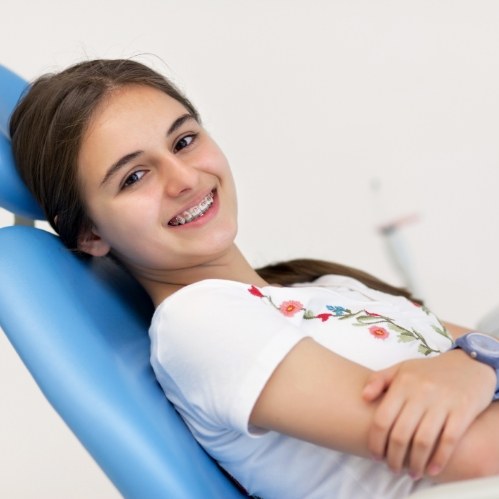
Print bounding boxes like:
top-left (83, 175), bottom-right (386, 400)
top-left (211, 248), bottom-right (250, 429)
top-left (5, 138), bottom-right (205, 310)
top-left (92, 200), bottom-right (155, 247)
top-left (205, 143), bottom-right (232, 175)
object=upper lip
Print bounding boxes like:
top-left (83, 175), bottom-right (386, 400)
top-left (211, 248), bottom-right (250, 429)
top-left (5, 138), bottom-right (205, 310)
top-left (168, 189), bottom-right (215, 221)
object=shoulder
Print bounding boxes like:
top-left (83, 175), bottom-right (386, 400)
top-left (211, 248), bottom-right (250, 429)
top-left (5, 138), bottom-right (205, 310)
top-left (149, 279), bottom-right (303, 355)
top-left (151, 279), bottom-right (272, 326)
top-left (149, 280), bottom-right (308, 431)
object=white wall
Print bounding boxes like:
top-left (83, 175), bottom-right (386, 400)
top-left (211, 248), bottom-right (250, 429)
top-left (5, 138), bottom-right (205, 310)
top-left (2, 1), bottom-right (499, 496)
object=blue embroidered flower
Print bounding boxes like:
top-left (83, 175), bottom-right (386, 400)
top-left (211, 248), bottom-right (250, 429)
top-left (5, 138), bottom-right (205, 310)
top-left (326, 305), bottom-right (348, 316)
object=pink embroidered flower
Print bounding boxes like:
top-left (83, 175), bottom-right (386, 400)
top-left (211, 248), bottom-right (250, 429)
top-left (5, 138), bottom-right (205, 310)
top-left (248, 285), bottom-right (264, 298)
top-left (279, 300), bottom-right (303, 317)
top-left (369, 325), bottom-right (389, 340)
top-left (316, 313), bottom-right (333, 322)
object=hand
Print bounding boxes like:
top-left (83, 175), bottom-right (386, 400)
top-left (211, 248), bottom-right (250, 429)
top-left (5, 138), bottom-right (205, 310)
top-left (362, 349), bottom-right (496, 480)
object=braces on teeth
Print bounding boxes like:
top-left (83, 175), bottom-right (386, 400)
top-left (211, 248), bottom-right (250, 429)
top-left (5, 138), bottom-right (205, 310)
top-left (168, 192), bottom-right (214, 226)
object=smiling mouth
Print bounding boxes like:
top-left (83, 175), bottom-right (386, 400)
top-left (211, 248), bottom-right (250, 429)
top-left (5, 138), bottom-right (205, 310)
top-left (168, 191), bottom-right (215, 226)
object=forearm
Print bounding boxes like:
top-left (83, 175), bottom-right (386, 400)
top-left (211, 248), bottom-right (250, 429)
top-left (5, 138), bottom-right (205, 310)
top-left (251, 336), bottom-right (498, 480)
top-left (250, 337), bottom-right (379, 458)
top-left (442, 321), bottom-right (471, 340)
top-left (434, 402), bottom-right (499, 482)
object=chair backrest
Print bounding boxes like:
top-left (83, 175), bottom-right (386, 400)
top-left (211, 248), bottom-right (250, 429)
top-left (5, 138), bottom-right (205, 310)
top-left (0, 66), bottom-right (44, 219)
top-left (0, 64), bottom-right (29, 136)
top-left (0, 64), bottom-right (245, 499)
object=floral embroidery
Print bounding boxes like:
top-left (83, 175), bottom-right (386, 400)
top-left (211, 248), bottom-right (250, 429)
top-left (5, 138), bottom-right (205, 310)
top-left (247, 285), bottom-right (453, 355)
top-left (248, 286), bottom-right (333, 322)
top-left (326, 306), bottom-right (447, 355)
top-left (326, 305), bottom-right (348, 316)
top-left (369, 325), bottom-right (389, 340)
top-left (248, 285), bottom-right (264, 298)
top-left (279, 300), bottom-right (304, 317)
top-left (316, 313), bottom-right (333, 322)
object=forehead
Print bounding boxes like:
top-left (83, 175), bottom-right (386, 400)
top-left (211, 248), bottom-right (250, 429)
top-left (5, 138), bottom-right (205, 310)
top-left (87, 84), bottom-right (188, 133)
top-left (78, 85), bottom-right (189, 174)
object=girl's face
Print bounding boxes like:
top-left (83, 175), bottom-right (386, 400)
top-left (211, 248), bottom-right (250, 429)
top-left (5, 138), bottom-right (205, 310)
top-left (77, 84), bottom-right (238, 284)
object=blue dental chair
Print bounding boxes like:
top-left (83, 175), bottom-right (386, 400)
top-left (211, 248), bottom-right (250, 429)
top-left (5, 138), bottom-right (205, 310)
top-left (0, 65), bottom-right (245, 499)
top-left (4, 63), bottom-right (499, 499)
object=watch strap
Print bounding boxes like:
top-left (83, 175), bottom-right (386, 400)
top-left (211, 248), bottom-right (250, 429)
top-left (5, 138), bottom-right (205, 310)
top-left (451, 333), bottom-right (499, 402)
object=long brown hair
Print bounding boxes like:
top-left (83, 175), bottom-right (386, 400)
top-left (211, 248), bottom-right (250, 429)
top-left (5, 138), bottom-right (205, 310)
top-left (10, 59), bottom-right (199, 251)
top-left (257, 258), bottom-right (420, 302)
top-left (10, 59), bottom-right (416, 301)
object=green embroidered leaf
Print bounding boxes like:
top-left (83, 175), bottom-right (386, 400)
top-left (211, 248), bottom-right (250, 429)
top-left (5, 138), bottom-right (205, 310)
top-left (432, 324), bottom-right (453, 342)
top-left (418, 344), bottom-right (433, 356)
top-left (303, 310), bottom-right (315, 319)
top-left (356, 316), bottom-right (386, 324)
top-left (387, 323), bottom-right (408, 335)
top-left (338, 311), bottom-right (359, 320)
top-left (421, 305), bottom-right (432, 316)
top-left (397, 331), bottom-right (416, 343)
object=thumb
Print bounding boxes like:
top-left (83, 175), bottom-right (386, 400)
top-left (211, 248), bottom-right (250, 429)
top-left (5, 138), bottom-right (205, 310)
top-left (362, 366), bottom-right (398, 402)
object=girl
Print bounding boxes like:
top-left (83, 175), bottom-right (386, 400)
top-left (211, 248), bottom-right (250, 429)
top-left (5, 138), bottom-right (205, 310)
top-left (9, 59), bottom-right (499, 498)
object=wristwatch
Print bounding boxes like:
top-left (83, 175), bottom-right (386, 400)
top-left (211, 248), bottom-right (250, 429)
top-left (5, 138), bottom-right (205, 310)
top-left (452, 332), bottom-right (499, 401)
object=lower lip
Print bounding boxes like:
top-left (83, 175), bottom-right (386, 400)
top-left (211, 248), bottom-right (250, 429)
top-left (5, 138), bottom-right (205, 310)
top-left (168, 191), bottom-right (219, 229)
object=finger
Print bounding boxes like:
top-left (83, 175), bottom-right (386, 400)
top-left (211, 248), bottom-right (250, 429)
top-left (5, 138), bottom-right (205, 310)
top-left (407, 409), bottom-right (447, 480)
top-left (426, 410), bottom-right (473, 477)
top-left (368, 393), bottom-right (407, 460)
top-left (385, 402), bottom-right (425, 473)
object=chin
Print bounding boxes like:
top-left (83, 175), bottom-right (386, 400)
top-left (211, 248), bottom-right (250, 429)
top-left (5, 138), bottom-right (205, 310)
top-left (203, 226), bottom-right (237, 255)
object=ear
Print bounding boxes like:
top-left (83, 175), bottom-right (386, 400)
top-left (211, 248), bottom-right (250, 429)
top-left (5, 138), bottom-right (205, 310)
top-left (77, 226), bottom-right (111, 257)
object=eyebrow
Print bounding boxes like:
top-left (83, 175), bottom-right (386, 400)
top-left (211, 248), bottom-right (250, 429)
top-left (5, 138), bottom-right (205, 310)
top-left (100, 113), bottom-right (197, 187)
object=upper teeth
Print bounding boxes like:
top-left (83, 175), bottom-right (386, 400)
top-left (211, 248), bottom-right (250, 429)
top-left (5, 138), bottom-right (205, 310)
top-left (168, 192), bottom-right (214, 226)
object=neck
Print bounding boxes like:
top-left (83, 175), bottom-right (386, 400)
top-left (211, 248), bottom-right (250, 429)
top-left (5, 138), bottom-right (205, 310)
top-left (135, 244), bottom-right (268, 306)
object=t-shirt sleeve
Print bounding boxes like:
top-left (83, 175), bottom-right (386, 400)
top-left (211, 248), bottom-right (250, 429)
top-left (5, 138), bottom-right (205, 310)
top-left (149, 281), bottom-right (306, 436)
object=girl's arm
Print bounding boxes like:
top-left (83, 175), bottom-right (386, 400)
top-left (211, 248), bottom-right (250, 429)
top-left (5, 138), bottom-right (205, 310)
top-left (250, 337), bottom-right (496, 480)
top-left (434, 401), bottom-right (499, 482)
top-left (362, 321), bottom-right (494, 479)
top-left (442, 321), bottom-right (470, 339)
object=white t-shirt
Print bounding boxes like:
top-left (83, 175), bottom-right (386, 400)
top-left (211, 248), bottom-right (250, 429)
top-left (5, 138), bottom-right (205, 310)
top-left (149, 275), bottom-right (454, 499)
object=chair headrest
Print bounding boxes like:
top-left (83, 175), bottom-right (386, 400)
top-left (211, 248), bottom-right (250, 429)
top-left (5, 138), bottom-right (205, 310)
top-left (0, 132), bottom-right (44, 219)
top-left (0, 65), bottom-right (44, 220)
top-left (0, 65), bottom-right (28, 137)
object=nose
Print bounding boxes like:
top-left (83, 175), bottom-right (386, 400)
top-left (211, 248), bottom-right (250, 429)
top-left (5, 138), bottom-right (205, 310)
top-left (160, 154), bottom-right (199, 198)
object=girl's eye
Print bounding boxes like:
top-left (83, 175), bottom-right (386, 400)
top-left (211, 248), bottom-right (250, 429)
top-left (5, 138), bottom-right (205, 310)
top-left (122, 170), bottom-right (145, 190)
top-left (174, 134), bottom-right (196, 153)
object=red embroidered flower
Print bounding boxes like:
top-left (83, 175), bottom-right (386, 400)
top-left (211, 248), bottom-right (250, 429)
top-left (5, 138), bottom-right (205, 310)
top-left (316, 313), bottom-right (333, 322)
top-left (248, 285), bottom-right (264, 298)
top-left (366, 311), bottom-right (382, 317)
top-left (369, 325), bottom-right (389, 340)
top-left (279, 300), bottom-right (303, 317)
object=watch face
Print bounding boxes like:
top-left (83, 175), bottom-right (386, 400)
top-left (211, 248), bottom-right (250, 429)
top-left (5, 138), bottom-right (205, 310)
top-left (460, 332), bottom-right (499, 369)
top-left (468, 332), bottom-right (499, 354)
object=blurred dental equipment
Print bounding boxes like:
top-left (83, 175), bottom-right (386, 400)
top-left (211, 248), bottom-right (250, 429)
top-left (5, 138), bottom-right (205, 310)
top-left (370, 178), bottom-right (423, 300)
